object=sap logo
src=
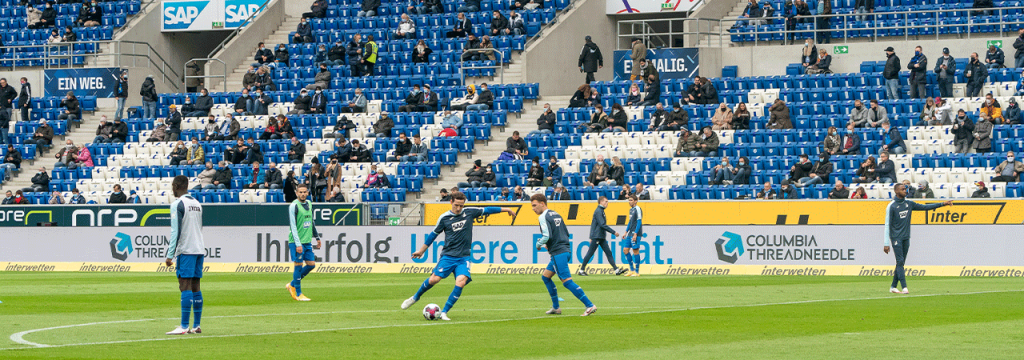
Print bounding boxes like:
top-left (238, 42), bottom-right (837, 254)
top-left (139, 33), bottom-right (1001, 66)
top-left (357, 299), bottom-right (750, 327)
top-left (715, 232), bottom-right (744, 264)
top-left (451, 220), bottom-right (466, 232)
top-left (164, 5), bottom-right (203, 25)
top-left (110, 232), bottom-right (133, 261)
top-left (225, 3), bottom-right (262, 23)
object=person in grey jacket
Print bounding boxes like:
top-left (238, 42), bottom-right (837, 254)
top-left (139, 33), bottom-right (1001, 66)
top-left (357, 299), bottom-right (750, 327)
top-left (883, 183), bottom-right (952, 293)
top-left (342, 88), bottom-right (368, 113)
top-left (849, 99), bottom-right (872, 127)
top-left (306, 64), bottom-right (332, 90)
top-left (973, 116), bottom-right (993, 153)
top-left (578, 196), bottom-right (627, 276)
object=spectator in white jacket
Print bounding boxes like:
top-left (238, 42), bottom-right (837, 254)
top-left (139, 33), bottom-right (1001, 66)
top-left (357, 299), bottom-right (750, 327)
top-left (394, 13), bottom-right (416, 39)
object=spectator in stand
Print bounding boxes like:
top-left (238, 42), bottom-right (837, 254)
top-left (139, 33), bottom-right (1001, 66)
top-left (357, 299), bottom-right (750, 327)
top-left (693, 77), bottom-right (716, 105)
top-left (696, 126), bottom-right (719, 157)
top-left (348, 139), bottom-right (372, 162)
top-left (981, 94), bottom-right (1003, 124)
top-left (789, 154), bottom-right (812, 182)
top-left (1006, 98), bottom-right (1021, 124)
top-left (224, 139), bottom-right (246, 164)
top-left (254, 42), bottom-right (274, 65)
top-left (882, 46), bottom-right (902, 100)
top-left (648, 102), bottom-right (671, 131)
top-left (263, 163), bottom-right (284, 189)
top-left (254, 65), bottom-right (276, 91)
top-left (259, 117), bottom-right (278, 140)
top-left (510, 186), bottom-right (527, 201)
top-left (1016, 29), bottom-right (1024, 69)
top-left (579, 105), bottom-right (607, 133)
top-left (243, 138), bottom-right (262, 164)
top-left (911, 180), bottom-right (934, 199)
top-left (108, 184), bottom-right (127, 204)
top-left (731, 156), bottom-right (751, 184)
top-left (710, 102), bottom-right (733, 130)
top-left (79, 0), bottom-right (102, 27)
top-left (244, 162), bottom-right (265, 189)
top-left (293, 17), bottom-right (313, 44)
top-left (545, 156), bottom-right (563, 186)
top-left (587, 89), bottom-right (602, 108)
top-left (854, 0), bottom-right (874, 21)
top-left (61, 26), bottom-right (77, 42)
top-left (639, 75), bottom-right (662, 107)
top-left (551, 184), bottom-right (570, 200)
top-left (331, 138), bottom-right (351, 162)
top-left (346, 36), bottom-right (363, 76)
top-left (529, 104), bottom-right (556, 136)
top-left (816, 0), bottom-right (831, 43)
top-left (53, 139), bottom-right (76, 168)
top-left (569, 84), bottom-right (591, 108)
top-left (92, 116), bottom-right (112, 143)
top-left (202, 115), bottom-right (219, 141)
top-left (110, 117), bottom-right (128, 143)
top-left (185, 138), bottom-right (204, 166)
top-left (250, 88), bottom-right (270, 115)
top-left (603, 104), bottom-right (627, 133)
top-left (608, 157), bottom-right (625, 186)
top-left (399, 85), bottom-right (423, 112)
top-left (325, 115), bottom-right (356, 139)
top-left (440, 109), bottom-right (462, 132)
top-left (974, 113), bottom-right (993, 153)
top-left (289, 89), bottom-right (312, 115)
top-left (303, 0), bottom-right (327, 18)
top-left (992, 151), bottom-right (1024, 182)
top-left (850, 186), bottom-right (868, 199)
top-left (327, 186), bottom-right (346, 202)
top-left (918, 98), bottom-right (937, 126)
top-left (1, 190), bottom-right (12, 204)
top-left (805, 49), bottom-right (831, 74)
top-left (0, 78), bottom-right (14, 123)
top-left (405, 134), bottom-right (428, 162)
top-left (828, 180), bottom-right (849, 199)
top-left (457, 0), bottom-right (480, 12)
top-left (10, 190), bottom-right (28, 204)
top-left (625, 83), bottom-right (642, 106)
top-left (489, 10), bottom-right (508, 37)
top-left (341, 88), bottom-right (367, 113)
top-left (387, 133), bottom-right (412, 162)
top-left (578, 35), bottom-right (603, 84)
top-left (23, 166), bottom-right (48, 192)
top-left (323, 158), bottom-right (341, 191)
top-left (932, 48), bottom-right (956, 98)
top-left (194, 161), bottom-right (216, 190)
top-left (242, 65), bottom-right (258, 89)
top-left (710, 157), bottom-right (734, 185)
top-left (370, 112), bottom-right (394, 138)
top-left (187, 89), bottom-right (213, 117)
top-left (584, 155), bottom-right (610, 186)
top-left (358, 0), bottom-right (380, 16)
top-left (629, 38), bottom-right (646, 81)
top-left (635, 183), bottom-right (651, 200)
top-left (361, 34), bottom-right (379, 76)
top-left (972, 0), bottom-right (994, 16)
top-left (57, 92), bottom-right (79, 122)
top-left (287, 137), bottom-right (305, 163)
top-left (416, 0), bottom-right (443, 14)
top-left (1, 144), bottom-right (21, 180)
top-left (674, 129), bottom-right (699, 157)
top-left (28, 1), bottom-right (56, 29)
top-left (502, 131), bottom-right (528, 159)
top-left (447, 13), bottom-right (472, 38)
top-left (767, 99), bottom-right (792, 129)
top-left (364, 165), bottom-right (391, 189)
top-left (274, 115), bottom-right (294, 140)
top-left (74, 144), bottom-right (92, 168)
top-left (875, 152), bottom-right (896, 183)
top-left (211, 161), bottom-right (232, 190)
top-left (867, 99), bottom-right (889, 128)
top-left (163, 104), bottom-right (182, 141)
top-left (849, 99), bottom-right (871, 127)
top-left (467, 83), bottom-right (493, 111)
top-left (439, 188), bottom-right (452, 201)
top-left (25, 120), bottom-right (53, 155)
top-left (69, 188), bottom-right (86, 204)
top-left (273, 43), bottom-right (291, 67)
top-left (908, 46), bottom-right (929, 99)
top-left (664, 103), bottom-right (689, 131)
top-left (310, 87), bottom-right (327, 113)
top-left (972, 181), bottom-right (991, 198)
top-left (47, 28), bottom-right (60, 43)
top-left (778, 179), bottom-right (798, 199)
top-left (800, 39), bottom-right (818, 72)
top-left (965, 52), bottom-right (988, 98)
top-left (507, 11), bottom-right (525, 36)
top-left (17, 77), bottom-right (31, 125)
top-left (934, 97), bottom-right (953, 125)
top-left (306, 64), bottom-right (331, 91)
top-left (725, 103), bottom-right (748, 130)
top-left (450, 84), bottom-right (477, 111)
top-left (525, 157), bottom-right (544, 186)
top-left (394, 13), bottom-right (417, 39)
top-left (317, 44), bottom-right (337, 67)
top-left (796, 153), bottom-right (833, 187)
top-left (757, 182), bottom-right (777, 200)
top-left (821, 126), bottom-right (841, 155)
top-left (416, 85), bottom-right (439, 112)
top-left (412, 40), bottom-right (432, 63)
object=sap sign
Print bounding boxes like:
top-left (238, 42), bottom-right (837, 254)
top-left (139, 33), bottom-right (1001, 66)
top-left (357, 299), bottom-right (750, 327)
top-left (224, 0), bottom-right (265, 28)
top-left (161, 0), bottom-right (266, 32)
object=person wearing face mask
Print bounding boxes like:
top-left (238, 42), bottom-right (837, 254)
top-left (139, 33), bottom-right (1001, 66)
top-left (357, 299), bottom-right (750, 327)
top-left (796, 153), bottom-right (832, 187)
top-left (985, 45), bottom-right (1005, 70)
top-left (881, 47), bottom-right (902, 99)
top-left (965, 52), bottom-right (988, 98)
top-left (665, 103), bottom-right (689, 130)
top-left (253, 89), bottom-right (273, 116)
top-left (314, 44), bottom-right (330, 67)
top-left (293, 17), bottom-right (313, 44)
top-left (993, 151), bottom-right (1024, 182)
top-left (640, 74), bottom-right (663, 106)
top-left (53, 139), bottom-right (77, 168)
top-left (1, 144), bottom-right (21, 180)
top-left (848, 99), bottom-right (871, 127)
top-left (933, 48), bottom-right (956, 98)
top-left (467, 83), bottom-right (493, 111)
top-left (439, 109), bottom-right (461, 131)
top-left (399, 85), bottom-right (423, 112)
top-left (180, 96), bottom-right (196, 117)
top-left (202, 115), bottom-right (219, 141)
top-left (757, 182), bottom-right (777, 200)
top-left (800, 39), bottom-right (818, 72)
top-left (28, 1), bottom-right (56, 29)
top-left (254, 42), bottom-right (274, 65)
top-left (907, 46), bottom-right (928, 99)
top-left (603, 104), bottom-right (628, 133)
top-left (412, 39), bottom-right (432, 63)
top-left (25, 120), bottom-right (52, 155)
top-left (341, 88), bottom-right (366, 113)
top-left (242, 64), bottom-right (258, 89)
top-left (254, 66), bottom-right (276, 91)
top-left (696, 126), bottom-right (720, 157)
top-left (578, 35), bottom-right (603, 84)
top-left (140, 75), bottom-right (157, 119)
top-left (111, 72), bottom-right (128, 120)
top-left (732, 156), bottom-right (751, 185)
top-left (778, 179), bottom-right (798, 199)
top-left (821, 126), bottom-right (841, 155)
top-left (274, 44), bottom-right (290, 66)
top-left (48, 29), bottom-right (61, 44)
top-left (647, 102), bottom-right (671, 131)
top-left (185, 138), bottom-right (204, 166)
top-left (22, 167), bottom-right (48, 193)
top-left (416, 85), bottom-right (439, 112)
top-left (973, 109), bottom-right (993, 153)
top-left (879, 121), bottom-right (906, 155)
top-left (165, 104), bottom-right (182, 141)
top-left (288, 89), bottom-right (312, 116)
top-left (839, 122), bottom-right (861, 155)
top-left (234, 88), bottom-right (252, 115)
top-left (980, 94), bottom-right (1003, 124)
top-left (80, 0), bottom-right (102, 27)
top-left (108, 184), bottom-right (127, 204)
top-left (310, 87), bottom-right (327, 113)
top-left (710, 102), bottom-right (733, 130)
top-left (710, 157), bottom-right (734, 185)
top-left (306, 64), bottom-right (331, 91)
top-left (1005, 97), bottom-right (1021, 124)
top-left (394, 13), bottom-right (416, 40)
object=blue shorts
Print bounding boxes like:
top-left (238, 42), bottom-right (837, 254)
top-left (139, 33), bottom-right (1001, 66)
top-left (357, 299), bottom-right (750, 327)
top-left (433, 255), bottom-right (472, 280)
top-left (289, 243), bottom-right (315, 263)
top-left (620, 235), bottom-right (640, 250)
top-left (546, 252), bottom-right (572, 280)
top-left (176, 254), bottom-right (205, 279)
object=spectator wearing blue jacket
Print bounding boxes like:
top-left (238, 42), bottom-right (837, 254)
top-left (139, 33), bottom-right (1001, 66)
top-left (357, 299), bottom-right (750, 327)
top-left (880, 121), bottom-right (906, 154)
top-left (985, 45), bottom-right (1005, 69)
top-left (839, 122), bottom-right (861, 155)
top-left (244, 161), bottom-right (265, 189)
top-left (293, 17), bottom-right (313, 43)
top-left (545, 157), bottom-right (562, 186)
top-left (440, 110), bottom-right (462, 130)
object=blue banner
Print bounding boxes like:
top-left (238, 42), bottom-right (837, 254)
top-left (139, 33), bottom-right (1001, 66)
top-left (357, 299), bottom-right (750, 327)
top-left (613, 48), bottom-right (699, 81)
top-left (43, 68), bottom-right (123, 98)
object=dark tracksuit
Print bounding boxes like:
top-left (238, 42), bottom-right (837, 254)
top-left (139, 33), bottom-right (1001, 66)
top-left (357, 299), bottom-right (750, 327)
top-left (580, 205), bottom-right (619, 270)
top-left (884, 198), bottom-right (946, 289)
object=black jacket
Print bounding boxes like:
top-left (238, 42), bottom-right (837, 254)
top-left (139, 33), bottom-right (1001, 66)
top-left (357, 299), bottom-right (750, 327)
top-left (288, 142), bottom-right (305, 161)
top-left (0, 110), bottom-right (8, 129)
top-left (1015, 34), bottom-right (1024, 60)
top-left (166, 111), bottom-right (182, 131)
top-left (394, 139), bottom-right (411, 156)
top-left (4, 147), bottom-right (21, 166)
top-left (194, 95), bottom-right (213, 112)
top-left (140, 78), bottom-right (157, 102)
top-left (350, 145), bottom-right (371, 162)
top-left (476, 89), bottom-right (494, 107)
top-left (40, 7), bottom-right (56, 24)
top-left (310, 92), bottom-right (327, 113)
top-left (115, 78), bottom-right (128, 98)
top-left (17, 82), bottom-right (31, 108)
top-left (265, 168), bottom-right (283, 186)
top-left (465, 167), bottom-right (484, 182)
top-left (907, 54), bottom-right (928, 85)
top-left (883, 53), bottom-right (901, 80)
top-left (344, 41), bottom-right (361, 62)
top-left (361, 0), bottom-right (381, 12)
top-left (506, 137), bottom-right (527, 154)
top-left (0, 84), bottom-right (16, 109)
top-left (234, 95), bottom-right (251, 112)
top-left (966, 59), bottom-right (988, 86)
top-left (310, 0), bottom-right (327, 17)
top-left (61, 96), bottom-right (80, 114)
top-left (952, 115), bottom-right (975, 141)
top-left (589, 206), bottom-right (616, 240)
top-left (254, 48), bottom-right (274, 63)
top-left (404, 91), bottom-right (423, 105)
top-left (213, 167), bottom-right (232, 188)
top-left (607, 165), bottom-right (624, 185)
top-left (109, 192), bottom-right (127, 204)
top-left (32, 171), bottom-right (50, 187)
top-left (294, 95), bottom-right (311, 111)
top-left (578, 41), bottom-right (603, 72)
top-left (111, 121), bottom-right (128, 141)
top-left (491, 14), bottom-right (509, 33)
top-left (536, 111), bottom-right (555, 131)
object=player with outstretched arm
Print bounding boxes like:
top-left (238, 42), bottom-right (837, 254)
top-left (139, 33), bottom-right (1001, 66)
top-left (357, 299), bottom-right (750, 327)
top-left (401, 191), bottom-right (516, 321)
top-left (164, 176), bottom-right (206, 335)
top-left (532, 194), bottom-right (598, 316)
top-left (884, 183), bottom-right (952, 294)
top-left (286, 184), bottom-right (322, 301)
top-left (621, 195), bottom-right (643, 276)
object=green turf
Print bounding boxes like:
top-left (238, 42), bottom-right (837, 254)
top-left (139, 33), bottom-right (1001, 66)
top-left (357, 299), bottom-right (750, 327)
top-left (2, 272), bottom-right (1023, 359)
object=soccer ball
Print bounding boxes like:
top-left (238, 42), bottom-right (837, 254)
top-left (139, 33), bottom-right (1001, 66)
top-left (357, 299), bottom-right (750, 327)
top-left (423, 304), bottom-right (441, 320)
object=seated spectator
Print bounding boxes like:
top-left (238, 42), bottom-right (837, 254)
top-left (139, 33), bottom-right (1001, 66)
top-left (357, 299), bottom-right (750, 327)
top-left (213, 161), bottom-right (231, 189)
top-left (993, 151), bottom-right (1024, 182)
top-left (293, 18), bottom-right (313, 44)
top-left (569, 84), bottom-right (592, 108)
top-left (973, 0), bottom-right (994, 16)
top-left (348, 139), bottom-right (372, 162)
top-left (78, 0), bottom-right (102, 27)
top-left (331, 138), bottom-right (352, 162)
top-left (440, 110), bottom-right (462, 131)
top-left (188, 89), bottom-right (213, 117)
top-left (972, 181), bottom-right (991, 198)
top-left (370, 112), bottom-right (394, 138)
top-left (461, 34), bottom-right (482, 61)
top-left (664, 103), bottom-right (689, 131)
top-left (263, 162), bottom-right (284, 189)
top-left (1007, 98), bottom-right (1022, 124)
top-left (525, 157), bottom-right (544, 186)
top-left (778, 179), bottom-right (798, 199)
top-left (838, 122), bottom-right (861, 155)
top-left (323, 115), bottom-right (355, 140)
top-left (1, 190), bottom-right (11, 204)
top-left (61, 26), bottom-right (76, 42)
top-left (917, 97), bottom-right (938, 126)
top-left (851, 156), bottom-right (877, 183)
top-left (867, 99), bottom-right (889, 128)
top-left (585, 155), bottom-right (612, 186)
top-left (828, 180), bottom-right (849, 199)
top-left (202, 115), bottom-right (219, 141)
top-left (985, 45), bottom-right (1005, 69)
top-left (287, 137), bottom-right (305, 163)
top-left (523, 0), bottom-right (543, 9)
top-left (974, 114), bottom-right (993, 153)
top-left (458, 0), bottom-right (481, 12)
top-left (501, 131), bottom-right (528, 160)
top-left (327, 186), bottom-right (346, 202)
top-left (394, 13), bottom-right (416, 40)
top-left (529, 104), bottom-right (555, 136)
top-left (851, 186), bottom-right (868, 199)
top-left (28, 2), bottom-right (56, 29)
top-left (544, 157), bottom-right (562, 185)
top-left (880, 121), bottom-right (906, 154)
top-left (306, 64), bottom-right (332, 91)
top-left (466, 83), bottom-right (493, 111)
top-left (450, 84), bottom-right (478, 111)
top-left (412, 40), bottom-right (432, 63)
top-left (788, 154), bottom-right (812, 182)
top-left (169, 141), bottom-right (187, 166)
top-left (849, 99), bottom-right (871, 127)
top-left (274, 44), bottom-right (290, 66)
top-left (696, 126), bottom-right (720, 157)
top-left (796, 153), bottom-right (832, 187)
top-left (587, 89), bottom-right (602, 108)
top-left (635, 184), bottom-right (651, 200)
top-left (511, 185), bottom-right (528, 201)
top-left (75, 143), bottom-right (93, 168)
top-left (406, 134), bottom-right (428, 162)
top-left (341, 88), bottom-right (367, 113)
top-left (48, 29), bottom-right (60, 43)
top-left (235, 88), bottom-right (253, 115)
top-left (800, 39), bottom-right (817, 72)
top-left (310, 87), bottom-right (327, 113)
top-left (901, 180), bottom-right (917, 198)
top-left (608, 156), bottom-right (626, 185)
top-left (639, 75), bottom-right (662, 107)
top-left (185, 138), bottom-right (204, 166)
top-left (490, 11), bottom-right (509, 37)
top-left (552, 184), bottom-right (570, 200)
top-left (244, 162), bottom-right (265, 189)
top-left (854, 0), bottom-right (874, 21)
top-left (53, 140), bottom-right (76, 168)
top-left (821, 126), bottom-right (840, 155)
top-left (314, 44), bottom-right (330, 67)
top-left (698, 77), bottom-right (718, 104)
top-left (439, 188), bottom-right (452, 201)
top-left (68, 188), bottom-right (87, 204)
top-left (648, 103), bottom-right (671, 131)
top-left (195, 161), bottom-right (217, 190)
top-left (325, 41), bottom-right (345, 66)
top-left (387, 133), bottom-right (412, 162)
top-left (276, 115), bottom-right (294, 139)
top-left (147, 123), bottom-right (167, 143)
top-left (981, 94), bottom-right (1003, 124)
top-left (447, 13), bottom-right (472, 38)
top-left (679, 77), bottom-right (701, 105)
top-left (242, 138), bottom-right (262, 165)
top-left (767, 99), bottom-right (792, 129)
top-left (92, 116), bottom-right (113, 143)
top-left (254, 42), bottom-right (274, 65)
top-left (603, 104), bottom-right (627, 133)
top-left (1, 144), bottom-right (21, 180)
top-left (625, 83), bottom-right (642, 107)
top-left (303, 0), bottom-right (328, 18)
top-left (108, 184), bottom-right (127, 204)
top-left (24, 120), bottom-right (53, 155)
top-left (710, 157), bottom-right (734, 185)
top-left (416, 85), bottom-right (439, 112)
top-left (875, 152), bottom-right (896, 183)
top-left (259, 117), bottom-right (279, 140)
top-left (805, 49), bottom-right (831, 74)
top-left (358, 0), bottom-right (380, 17)
top-left (224, 139), bottom-right (246, 164)
top-left (579, 105), bottom-right (608, 133)
top-left (710, 102), bottom-right (733, 130)
top-left (242, 64), bottom-right (258, 89)
top-left (507, 11), bottom-right (525, 36)
top-left (674, 129), bottom-right (699, 157)
top-left (399, 85), bottom-right (423, 112)
top-left (416, 0), bottom-right (443, 14)
top-left (253, 66), bottom-right (276, 91)
top-left (364, 165), bottom-right (391, 188)
top-left (56, 92), bottom-right (79, 121)
top-left (733, 156), bottom-right (751, 184)
top-left (128, 191), bottom-right (142, 204)
top-left (288, 89), bottom-right (313, 115)
top-left (914, 180), bottom-right (935, 198)
top-left (757, 182), bottom-right (777, 200)
top-left (458, 160), bottom-right (486, 188)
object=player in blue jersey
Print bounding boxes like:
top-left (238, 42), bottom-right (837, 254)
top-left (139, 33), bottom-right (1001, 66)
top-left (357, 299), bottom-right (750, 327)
top-left (621, 195), bottom-right (643, 276)
top-left (401, 191), bottom-right (516, 320)
top-left (884, 183), bottom-right (952, 294)
top-left (532, 194), bottom-right (598, 316)
top-left (164, 176), bottom-right (206, 335)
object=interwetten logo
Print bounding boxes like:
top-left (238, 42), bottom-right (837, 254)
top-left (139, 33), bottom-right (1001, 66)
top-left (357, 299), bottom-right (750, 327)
top-left (109, 232), bottom-right (133, 261)
top-left (715, 232), bottom-right (744, 264)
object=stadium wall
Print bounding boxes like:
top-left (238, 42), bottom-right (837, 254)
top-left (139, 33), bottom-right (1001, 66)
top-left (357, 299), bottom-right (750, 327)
top-left (523, 0), bottom-right (616, 96)
top-left (203, 0), bottom-right (287, 91)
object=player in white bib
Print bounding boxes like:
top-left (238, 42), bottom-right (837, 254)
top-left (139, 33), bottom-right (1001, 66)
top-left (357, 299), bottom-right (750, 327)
top-left (164, 176), bottom-right (207, 335)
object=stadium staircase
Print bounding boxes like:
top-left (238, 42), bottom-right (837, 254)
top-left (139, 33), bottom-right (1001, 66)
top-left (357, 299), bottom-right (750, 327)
top-left (214, 15), bottom-right (305, 93)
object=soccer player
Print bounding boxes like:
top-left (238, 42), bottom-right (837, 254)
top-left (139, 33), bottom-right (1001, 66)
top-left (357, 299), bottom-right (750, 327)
top-left (401, 191), bottom-right (516, 321)
top-left (285, 184), bottom-right (322, 301)
top-left (884, 183), bottom-right (952, 294)
top-left (621, 195), bottom-right (643, 276)
top-left (533, 194), bottom-right (598, 316)
top-left (578, 196), bottom-right (627, 276)
top-left (164, 176), bottom-right (206, 335)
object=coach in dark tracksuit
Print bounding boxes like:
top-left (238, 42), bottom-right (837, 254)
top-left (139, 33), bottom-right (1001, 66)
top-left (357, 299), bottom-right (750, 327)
top-left (577, 196), bottom-right (627, 276)
top-left (883, 183), bottom-right (952, 293)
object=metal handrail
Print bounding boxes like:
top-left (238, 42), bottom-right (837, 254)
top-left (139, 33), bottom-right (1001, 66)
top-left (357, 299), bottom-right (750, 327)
top-left (184, 58), bottom-right (227, 91)
top-left (0, 40), bottom-right (180, 90)
top-left (206, 0), bottom-right (274, 59)
top-left (457, 48), bottom-right (505, 85)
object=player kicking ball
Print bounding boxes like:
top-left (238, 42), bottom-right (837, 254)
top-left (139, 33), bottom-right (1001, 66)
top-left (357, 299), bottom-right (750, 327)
top-left (286, 184), bottom-right (322, 301)
top-left (883, 183), bottom-right (952, 294)
top-left (401, 191), bottom-right (516, 321)
top-left (532, 194), bottom-right (597, 316)
top-left (164, 176), bottom-right (206, 335)
top-left (621, 195), bottom-right (643, 276)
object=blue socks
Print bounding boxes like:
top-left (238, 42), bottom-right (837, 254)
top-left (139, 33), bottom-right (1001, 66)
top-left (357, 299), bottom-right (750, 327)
top-left (414, 279), bottom-right (434, 301)
top-left (192, 291), bottom-right (203, 328)
top-left (625, 253), bottom-right (635, 272)
top-left (563, 280), bottom-right (594, 308)
top-left (542, 276), bottom-right (559, 309)
top-left (442, 286), bottom-right (463, 313)
top-left (180, 290), bottom-right (193, 329)
top-left (632, 254), bottom-right (641, 273)
top-left (291, 265), bottom-right (303, 295)
top-left (300, 264), bottom-right (315, 279)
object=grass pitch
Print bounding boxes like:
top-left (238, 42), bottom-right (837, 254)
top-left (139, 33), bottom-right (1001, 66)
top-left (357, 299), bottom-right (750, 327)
top-left (2, 272), bottom-right (1023, 359)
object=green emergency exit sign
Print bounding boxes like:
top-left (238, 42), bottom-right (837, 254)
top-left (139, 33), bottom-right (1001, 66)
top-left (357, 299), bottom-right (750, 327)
top-left (661, 2), bottom-right (672, 9)
top-left (988, 40), bottom-right (1002, 48)
top-left (833, 45), bottom-right (849, 54)
top-left (212, 21), bottom-right (224, 28)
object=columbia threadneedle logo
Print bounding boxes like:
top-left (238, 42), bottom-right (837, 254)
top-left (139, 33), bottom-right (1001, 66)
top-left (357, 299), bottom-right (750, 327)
top-left (715, 232), bottom-right (744, 264)
top-left (109, 232), bottom-right (133, 261)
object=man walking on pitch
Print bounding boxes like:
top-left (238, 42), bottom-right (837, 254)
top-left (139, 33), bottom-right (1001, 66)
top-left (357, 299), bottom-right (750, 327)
top-left (402, 191), bottom-right (516, 321)
top-left (884, 183), bottom-right (952, 294)
top-left (286, 184), bottom-right (322, 301)
top-left (622, 195), bottom-right (643, 276)
top-left (578, 196), bottom-right (627, 276)
top-left (165, 176), bottom-right (206, 335)
top-left (533, 194), bottom-right (598, 316)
